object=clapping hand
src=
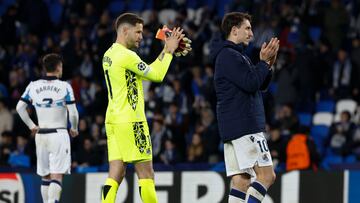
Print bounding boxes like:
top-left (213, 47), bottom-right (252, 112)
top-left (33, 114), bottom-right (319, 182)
top-left (164, 26), bottom-right (184, 54)
top-left (260, 37), bottom-right (280, 67)
top-left (156, 26), bottom-right (192, 56)
top-left (174, 37), bottom-right (192, 57)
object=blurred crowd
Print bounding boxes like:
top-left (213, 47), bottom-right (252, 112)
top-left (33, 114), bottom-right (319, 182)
top-left (1, 0), bottom-right (360, 172)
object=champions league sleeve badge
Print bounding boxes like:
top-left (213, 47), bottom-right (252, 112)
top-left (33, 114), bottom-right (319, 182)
top-left (137, 62), bottom-right (146, 71)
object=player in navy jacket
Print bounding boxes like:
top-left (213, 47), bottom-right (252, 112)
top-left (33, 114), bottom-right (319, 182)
top-left (210, 12), bottom-right (279, 203)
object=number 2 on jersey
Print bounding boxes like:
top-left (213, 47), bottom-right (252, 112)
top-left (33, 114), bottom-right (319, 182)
top-left (43, 98), bottom-right (53, 104)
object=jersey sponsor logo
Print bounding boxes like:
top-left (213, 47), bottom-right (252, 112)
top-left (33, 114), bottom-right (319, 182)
top-left (137, 62), bottom-right (146, 71)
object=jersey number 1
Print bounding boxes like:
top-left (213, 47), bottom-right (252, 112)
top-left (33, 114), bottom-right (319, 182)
top-left (105, 70), bottom-right (113, 99)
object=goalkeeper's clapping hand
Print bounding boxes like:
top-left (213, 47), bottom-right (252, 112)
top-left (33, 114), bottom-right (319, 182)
top-left (156, 26), bottom-right (192, 57)
top-left (174, 37), bottom-right (192, 57)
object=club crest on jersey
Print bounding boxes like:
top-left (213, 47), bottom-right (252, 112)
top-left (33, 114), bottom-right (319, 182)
top-left (137, 62), bottom-right (146, 71)
top-left (262, 154), bottom-right (269, 162)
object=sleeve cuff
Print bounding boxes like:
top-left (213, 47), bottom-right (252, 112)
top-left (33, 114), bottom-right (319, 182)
top-left (20, 98), bottom-right (31, 105)
top-left (66, 100), bottom-right (76, 104)
top-left (164, 52), bottom-right (173, 60)
top-left (259, 60), bottom-right (270, 67)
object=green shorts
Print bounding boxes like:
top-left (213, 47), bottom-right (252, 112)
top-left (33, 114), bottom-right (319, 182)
top-left (105, 121), bottom-right (152, 163)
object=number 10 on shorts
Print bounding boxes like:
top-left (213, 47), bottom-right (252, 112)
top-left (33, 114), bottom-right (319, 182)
top-left (257, 139), bottom-right (269, 153)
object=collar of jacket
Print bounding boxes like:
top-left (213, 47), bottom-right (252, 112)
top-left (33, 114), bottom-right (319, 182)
top-left (224, 40), bottom-right (246, 53)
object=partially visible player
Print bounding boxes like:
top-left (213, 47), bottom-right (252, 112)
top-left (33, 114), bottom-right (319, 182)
top-left (101, 13), bottom-right (187, 203)
top-left (16, 53), bottom-right (79, 203)
top-left (211, 12), bottom-right (279, 203)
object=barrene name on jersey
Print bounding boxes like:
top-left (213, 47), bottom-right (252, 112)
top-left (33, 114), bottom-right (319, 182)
top-left (36, 85), bottom-right (61, 94)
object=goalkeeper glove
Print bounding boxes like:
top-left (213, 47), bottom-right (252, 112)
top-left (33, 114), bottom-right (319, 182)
top-left (156, 26), bottom-right (192, 57)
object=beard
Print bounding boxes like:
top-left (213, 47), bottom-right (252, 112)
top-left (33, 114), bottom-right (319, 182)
top-left (127, 39), bottom-right (140, 50)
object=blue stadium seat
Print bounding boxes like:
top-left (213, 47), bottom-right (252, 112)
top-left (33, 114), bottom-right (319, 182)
top-left (344, 155), bottom-right (357, 164)
top-left (216, 0), bottom-right (232, 17)
top-left (309, 26), bottom-right (321, 43)
top-left (0, 0), bottom-right (16, 16)
top-left (275, 163), bottom-right (286, 173)
top-left (0, 6), bottom-right (5, 17)
top-left (186, 0), bottom-right (199, 9)
top-left (310, 125), bottom-right (330, 155)
top-left (76, 166), bottom-right (98, 173)
top-left (298, 112), bottom-right (312, 127)
top-left (8, 154), bottom-right (30, 168)
top-left (48, 0), bottom-right (63, 25)
top-left (128, 0), bottom-right (144, 12)
top-left (4, 0), bottom-right (16, 6)
top-left (268, 82), bottom-right (277, 95)
top-left (143, 0), bottom-right (153, 10)
top-left (321, 154), bottom-right (342, 170)
top-left (316, 100), bottom-right (335, 112)
top-left (203, 0), bottom-right (217, 10)
top-left (211, 162), bottom-right (225, 172)
top-left (98, 163), bottom-right (109, 171)
top-left (108, 0), bottom-right (126, 17)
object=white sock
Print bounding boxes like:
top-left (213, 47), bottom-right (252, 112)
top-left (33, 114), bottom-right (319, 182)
top-left (48, 180), bottom-right (62, 203)
top-left (245, 181), bottom-right (267, 203)
top-left (229, 188), bottom-right (246, 203)
top-left (229, 195), bottom-right (245, 203)
top-left (41, 179), bottom-right (50, 203)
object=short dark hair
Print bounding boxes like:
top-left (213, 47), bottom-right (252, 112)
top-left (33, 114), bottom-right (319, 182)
top-left (42, 53), bottom-right (63, 72)
top-left (114, 13), bottom-right (144, 31)
top-left (221, 12), bottom-right (251, 38)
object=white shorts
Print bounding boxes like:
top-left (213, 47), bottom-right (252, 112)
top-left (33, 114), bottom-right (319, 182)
top-left (35, 129), bottom-right (71, 176)
top-left (224, 132), bottom-right (273, 177)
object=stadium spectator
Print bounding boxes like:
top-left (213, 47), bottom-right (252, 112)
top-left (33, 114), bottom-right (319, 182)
top-left (323, 0), bottom-right (350, 50)
top-left (267, 126), bottom-right (286, 170)
top-left (0, 99), bottom-right (13, 135)
top-left (151, 117), bottom-right (171, 162)
top-left (187, 133), bottom-right (207, 163)
top-left (0, 131), bottom-right (14, 166)
top-left (286, 127), bottom-right (320, 171)
top-left (160, 139), bottom-right (181, 165)
top-left (329, 48), bottom-right (358, 99)
top-left (275, 103), bottom-right (299, 136)
top-left (328, 111), bottom-right (357, 156)
top-left (72, 137), bottom-right (102, 167)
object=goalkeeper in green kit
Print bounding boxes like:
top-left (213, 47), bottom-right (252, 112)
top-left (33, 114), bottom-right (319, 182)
top-left (101, 12), bottom-right (191, 203)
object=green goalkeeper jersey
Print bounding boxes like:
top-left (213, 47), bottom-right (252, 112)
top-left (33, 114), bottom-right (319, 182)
top-left (102, 43), bottom-right (173, 124)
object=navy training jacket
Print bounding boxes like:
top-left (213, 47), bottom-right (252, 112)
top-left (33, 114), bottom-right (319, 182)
top-left (210, 39), bottom-right (272, 142)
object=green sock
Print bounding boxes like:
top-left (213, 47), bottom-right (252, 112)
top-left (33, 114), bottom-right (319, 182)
top-left (102, 178), bottom-right (119, 203)
top-left (139, 179), bottom-right (158, 203)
